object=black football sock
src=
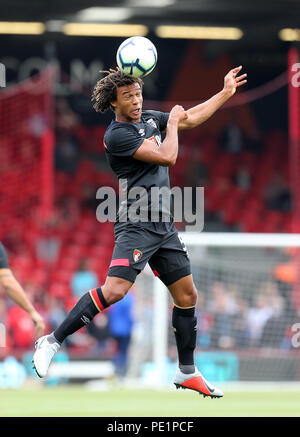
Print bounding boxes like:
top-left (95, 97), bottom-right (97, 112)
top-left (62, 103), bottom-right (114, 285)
top-left (53, 287), bottom-right (109, 344)
top-left (172, 305), bottom-right (197, 374)
top-left (47, 332), bottom-right (60, 345)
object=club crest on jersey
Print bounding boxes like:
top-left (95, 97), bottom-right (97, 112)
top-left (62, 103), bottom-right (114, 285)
top-left (146, 118), bottom-right (157, 128)
top-left (138, 128), bottom-right (145, 136)
top-left (133, 249), bottom-right (143, 262)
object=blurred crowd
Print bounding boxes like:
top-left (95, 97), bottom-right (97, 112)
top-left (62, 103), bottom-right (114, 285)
top-left (193, 279), bottom-right (296, 351)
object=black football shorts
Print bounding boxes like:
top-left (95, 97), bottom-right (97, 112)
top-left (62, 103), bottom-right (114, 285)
top-left (108, 224), bottom-right (191, 286)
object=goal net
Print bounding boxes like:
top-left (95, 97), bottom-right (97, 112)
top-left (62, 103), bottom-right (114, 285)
top-left (128, 232), bottom-right (300, 385)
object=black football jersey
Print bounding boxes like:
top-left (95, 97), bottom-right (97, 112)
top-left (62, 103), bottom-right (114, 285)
top-left (103, 110), bottom-right (175, 233)
top-left (0, 243), bottom-right (9, 269)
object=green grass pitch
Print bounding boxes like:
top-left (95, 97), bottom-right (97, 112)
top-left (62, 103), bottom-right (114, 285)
top-left (0, 385), bottom-right (300, 417)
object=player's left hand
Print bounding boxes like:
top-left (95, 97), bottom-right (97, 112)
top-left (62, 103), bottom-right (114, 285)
top-left (223, 66), bottom-right (247, 97)
top-left (30, 310), bottom-right (46, 338)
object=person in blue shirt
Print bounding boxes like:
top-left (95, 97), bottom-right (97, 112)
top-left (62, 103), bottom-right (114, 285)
top-left (108, 290), bottom-right (135, 378)
top-left (71, 259), bottom-right (98, 298)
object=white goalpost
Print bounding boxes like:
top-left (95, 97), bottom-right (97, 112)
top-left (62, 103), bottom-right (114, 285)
top-left (129, 232), bottom-right (300, 387)
top-left (180, 232), bottom-right (300, 248)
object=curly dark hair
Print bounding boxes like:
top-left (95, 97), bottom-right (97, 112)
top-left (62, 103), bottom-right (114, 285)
top-left (91, 68), bottom-right (143, 113)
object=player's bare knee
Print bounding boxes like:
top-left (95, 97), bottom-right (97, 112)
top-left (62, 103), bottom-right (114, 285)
top-left (102, 285), bottom-right (127, 304)
top-left (180, 286), bottom-right (198, 307)
top-left (101, 277), bottom-right (132, 305)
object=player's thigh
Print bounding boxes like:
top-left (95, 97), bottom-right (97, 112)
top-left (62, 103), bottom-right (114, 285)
top-left (148, 232), bottom-right (197, 307)
top-left (106, 225), bottom-right (161, 302)
top-left (167, 274), bottom-right (198, 308)
top-left (148, 232), bottom-right (191, 287)
top-left (101, 275), bottom-right (133, 305)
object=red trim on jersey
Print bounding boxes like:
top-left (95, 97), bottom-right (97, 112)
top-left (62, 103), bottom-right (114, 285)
top-left (152, 269), bottom-right (160, 277)
top-left (109, 258), bottom-right (130, 267)
top-left (90, 288), bottom-right (105, 311)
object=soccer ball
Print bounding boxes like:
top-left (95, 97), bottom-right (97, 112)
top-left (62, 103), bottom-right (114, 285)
top-left (116, 36), bottom-right (157, 78)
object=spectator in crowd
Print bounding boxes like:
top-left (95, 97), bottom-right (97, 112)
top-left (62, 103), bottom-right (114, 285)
top-left (55, 97), bottom-right (80, 132)
top-left (273, 249), bottom-right (299, 318)
top-left (219, 118), bottom-right (246, 154)
top-left (54, 132), bottom-right (80, 174)
top-left (195, 291), bottom-right (213, 349)
top-left (59, 195), bottom-right (80, 227)
top-left (55, 97), bottom-right (81, 164)
top-left (208, 281), bottom-right (238, 349)
top-left (108, 290), bottom-right (135, 379)
top-left (246, 292), bottom-right (274, 347)
top-left (234, 164), bottom-right (252, 191)
top-left (261, 280), bottom-right (284, 311)
top-left (35, 219), bottom-right (61, 266)
top-left (246, 127), bottom-right (263, 154)
top-left (185, 149), bottom-right (208, 188)
top-left (6, 304), bottom-right (35, 350)
top-left (264, 172), bottom-right (291, 212)
top-left (47, 296), bottom-right (67, 333)
top-left (258, 281), bottom-right (287, 347)
top-left (80, 183), bottom-right (99, 211)
top-left (71, 259), bottom-right (98, 299)
top-left (85, 312), bottom-right (112, 357)
top-left (230, 295), bottom-right (251, 348)
top-left (260, 306), bottom-right (287, 348)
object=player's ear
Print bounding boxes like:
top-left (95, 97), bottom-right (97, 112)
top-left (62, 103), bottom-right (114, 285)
top-left (110, 100), bottom-right (117, 110)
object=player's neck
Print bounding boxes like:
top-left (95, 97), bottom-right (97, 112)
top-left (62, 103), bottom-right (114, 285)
top-left (115, 114), bottom-right (141, 123)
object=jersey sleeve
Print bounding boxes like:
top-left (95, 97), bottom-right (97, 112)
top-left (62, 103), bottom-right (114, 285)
top-left (0, 243), bottom-right (9, 269)
top-left (104, 125), bottom-right (144, 157)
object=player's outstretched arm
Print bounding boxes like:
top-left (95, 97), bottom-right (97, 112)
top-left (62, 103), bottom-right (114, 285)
top-left (178, 66), bottom-right (247, 130)
top-left (133, 105), bottom-right (187, 166)
top-left (0, 268), bottom-right (46, 337)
